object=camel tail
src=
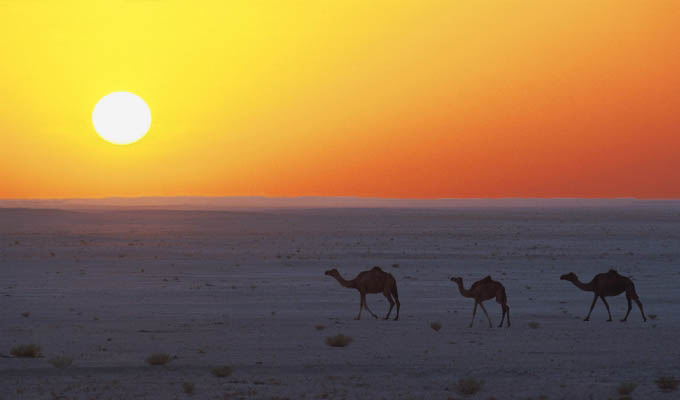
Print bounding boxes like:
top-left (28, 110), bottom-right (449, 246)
top-left (497, 286), bottom-right (508, 305)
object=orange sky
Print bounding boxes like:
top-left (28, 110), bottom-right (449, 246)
top-left (1, 1), bottom-right (679, 199)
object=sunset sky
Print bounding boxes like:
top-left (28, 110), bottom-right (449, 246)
top-left (1, 1), bottom-right (679, 199)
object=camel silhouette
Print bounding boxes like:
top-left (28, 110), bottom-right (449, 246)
top-left (450, 276), bottom-right (510, 328)
top-left (560, 269), bottom-right (646, 322)
top-left (325, 266), bottom-right (400, 320)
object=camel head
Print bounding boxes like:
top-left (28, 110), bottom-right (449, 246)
top-left (324, 268), bottom-right (339, 277)
top-left (450, 276), bottom-right (463, 285)
top-left (560, 272), bottom-right (577, 282)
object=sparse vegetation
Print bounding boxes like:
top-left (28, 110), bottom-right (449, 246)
top-left (454, 377), bottom-right (484, 395)
top-left (617, 382), bottom-right (637, 396)
top-left (211, 366), bottom-right (233, 377)
top-left (392, 263), bottom-right (400, 268)
top-left (182, 382), bottom-right (195, 394)
top-left (655, 376), bottom-right (679, 392)
top-left (325, 334), bottom-right (353, 347)
top-left (10, 344), bottom-right (41, 358)
top-left (315, 324), bottom-right (326, 331)
top-left (430, 321), bottom-right (442, 331)
top-left (649, 314), bottom-right (657, 320)
top-left (48, 356), bottom-right (73, 368)
top-left (21, 312), bottom-right (30, 318)
top-left (528, 321), bottom-right (540, 329)
top-left (145, 353), bottom-right (171, 366)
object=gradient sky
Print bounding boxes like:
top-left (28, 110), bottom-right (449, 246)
top-left (1, 1), bottom-right (679, 199)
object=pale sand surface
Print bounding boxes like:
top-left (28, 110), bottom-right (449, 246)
top-left (0, 207), bottom-right (678, 399)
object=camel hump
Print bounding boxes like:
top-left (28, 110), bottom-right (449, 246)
top-left (370, 266), bottom-right (384, 272)
top-left (471, 275), bottom-right (493, 289)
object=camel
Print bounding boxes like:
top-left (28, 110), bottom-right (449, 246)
top-left (450, 276), bottom-right (510, 328)
top-left (324, 266), bottom-right (400, 320)
top-left (560, 269), bottom-right (646, 322)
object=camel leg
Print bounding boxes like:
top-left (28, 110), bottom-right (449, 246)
top-left (362, 296), bottom-right (378, 319)
top-left (621, 295), bottom-right (632, 322)
top-left (478, 302), bottom-right (493, 328)
top-left (584, 294), bottom-right (598, 321)
top-left (356, 293), bottom-right (365, 320)
top-left (626, 285), bottom-right (647, 322)
top-left (498, 304), bottom-right (506, 328)
top-left (505, 305), bottom-right (511, 327)
top-left (634, 298), bottom-right (646, 322)
top-left (469, 302), bottom-right (478, 327)
top-left (600, 296), bottom-right (613, 321)
top-left (383, 290), bottom-right (395, 320)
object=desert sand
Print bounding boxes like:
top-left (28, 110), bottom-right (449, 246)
top-left (0, 203), bottom-right (678, 399)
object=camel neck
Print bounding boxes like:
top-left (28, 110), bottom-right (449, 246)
top-left (455, 280), bottom-right (473, 298)
top-left (571, 277), bottom-right (595, 292)
top-left (333, 274), bottom-right (356, 289)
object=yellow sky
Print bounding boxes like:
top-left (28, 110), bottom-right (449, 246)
top-left (1, 1), bottom-right (679, 198)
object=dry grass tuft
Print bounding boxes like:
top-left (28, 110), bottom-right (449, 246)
top-left (315, 324), bottom-right (327, 331)
top-left (655, 376), bottom-right (679, 392)
top-left (528, 321), bottom-right (540, 329)
top-left (325, 334), bottom-right (353, 347)
top-left (211, 366), bottom-right (233, 377)
top-left (48, 356), bottom-right (73, 368)
top-left (145, 353), bottom-right (171, 366)
top-left (455, 377), bottom-right (484, 395)
top-left (617, 382), bottom-right (637, 395)
top-left (430, 321), bottom-right (442, 331)
top-left (10, 344), bottom-right (41, 358)
top-left (648, 314), bottom-right (657, 320)
top-left (182, 382), bottom-right (195, 394)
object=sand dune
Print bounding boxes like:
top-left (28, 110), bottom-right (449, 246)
top-left (0, 206), bottom-right (678, 399)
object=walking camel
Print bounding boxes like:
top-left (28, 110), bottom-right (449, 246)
top-left (325, 266), bottom-right (400, 320)
top-left (450, 276), bottom-right (510, 328)
top-left (560, 269), bottom-right (646, 322)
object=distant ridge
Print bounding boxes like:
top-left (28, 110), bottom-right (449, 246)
top-left (1, 197), bottom-right (678, 211)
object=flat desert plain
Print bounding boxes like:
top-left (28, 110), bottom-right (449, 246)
top-left (0, 205), bottom-right (679, 399)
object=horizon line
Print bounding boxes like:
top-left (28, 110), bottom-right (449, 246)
top-left (2, 196), bottom-right (680, 211)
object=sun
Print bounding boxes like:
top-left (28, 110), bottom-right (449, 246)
top-left (92, 92), bottom-right (151, 145)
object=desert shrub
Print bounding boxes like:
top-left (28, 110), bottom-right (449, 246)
top-left (528, 321), bottom-right (540, 329)
top-left (48, 356), bottom-right (73, 368)
top-left (325, 334), bottom-right (353, 347)
top-left (392, 263), bottom-right (400, 268)
top-left (315, 324), bottom-right (326, 331)
top-left (182, 382), bottom-right (195, 394)
top-left (211, 366), bottom-right (233, 377)
top-left (430, 321), bottom-right (442, 331)
top-left (145, 353), bottom-right (171, 366)
top-left (10, 344), bottom-right (41, 358)
top-left (655, 376), bottom-right (679, 392)
top-left (455, 377), bottom-right (484, 395)
top-left (649, 314), bottom-right (657, 320)
top-left (617, 382), bottom-right (637, 395)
